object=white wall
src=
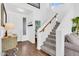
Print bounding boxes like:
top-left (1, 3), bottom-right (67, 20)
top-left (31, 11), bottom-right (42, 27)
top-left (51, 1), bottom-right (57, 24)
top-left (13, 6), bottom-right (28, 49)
top-left (40, 3), bottom-right (55, 25)
top-left (74, 3), bottom-right (79, 17)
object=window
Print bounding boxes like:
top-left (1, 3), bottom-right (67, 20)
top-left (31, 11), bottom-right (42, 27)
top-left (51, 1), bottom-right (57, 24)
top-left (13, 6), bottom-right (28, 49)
top-left (50, 3), bottom-right (64, 9)
top-left (23, 17), bottom-right (26, 35)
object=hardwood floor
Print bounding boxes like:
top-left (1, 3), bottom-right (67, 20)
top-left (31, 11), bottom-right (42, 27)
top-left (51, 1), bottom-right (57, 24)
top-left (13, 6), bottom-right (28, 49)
top-left (5, 41), bottom-right (49, 56)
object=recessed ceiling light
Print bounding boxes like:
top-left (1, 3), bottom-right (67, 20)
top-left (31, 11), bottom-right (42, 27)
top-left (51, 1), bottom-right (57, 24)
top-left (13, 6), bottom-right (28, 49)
top-left (17, 8), bottom-right (24, 12)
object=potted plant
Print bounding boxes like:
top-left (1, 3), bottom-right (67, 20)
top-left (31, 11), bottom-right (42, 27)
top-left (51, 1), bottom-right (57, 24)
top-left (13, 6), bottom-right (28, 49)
top-left (72, 17), bottom-right (79, 35)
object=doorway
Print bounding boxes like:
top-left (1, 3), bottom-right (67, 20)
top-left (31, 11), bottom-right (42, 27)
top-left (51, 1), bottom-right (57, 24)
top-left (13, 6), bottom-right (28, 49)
top-left (35, 20), bottom-right (41, 47)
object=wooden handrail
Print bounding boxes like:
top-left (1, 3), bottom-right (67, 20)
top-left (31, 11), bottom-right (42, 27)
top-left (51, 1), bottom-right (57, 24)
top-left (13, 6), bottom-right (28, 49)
top-left (40, 13), bottom-right (58, 32)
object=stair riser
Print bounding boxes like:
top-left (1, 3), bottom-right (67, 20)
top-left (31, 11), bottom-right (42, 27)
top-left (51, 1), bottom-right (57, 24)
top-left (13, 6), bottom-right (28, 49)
top-left (48, 35), bottom-right (56, 39)
top-left (50, 34), bottom-right (56, 36)
top-left (50, 33), bottom-right (56, 35)
top-left (53, 26), bottom-right (59, 30)
top-left (46, 38), bottom-right (56, 41)
top-left (53, 25), bottom-right (58, 31)
top-left (53, 23), bottom-right (60, 29)
top-left (52, 29), bottom-right (56, 32)
top-left (51, 31), bottom-right (55, 33)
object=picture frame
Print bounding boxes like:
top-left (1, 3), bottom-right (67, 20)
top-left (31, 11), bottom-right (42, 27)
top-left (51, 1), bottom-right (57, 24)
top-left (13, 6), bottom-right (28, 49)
top-left (27, 3), bottom-right (40, 9)
top-left (1, 3), bottom-right (7, 26)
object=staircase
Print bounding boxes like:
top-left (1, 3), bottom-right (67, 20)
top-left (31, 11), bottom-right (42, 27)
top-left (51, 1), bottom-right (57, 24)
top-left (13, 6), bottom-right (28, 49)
top-left (41, 21), bottom-right (60, 56)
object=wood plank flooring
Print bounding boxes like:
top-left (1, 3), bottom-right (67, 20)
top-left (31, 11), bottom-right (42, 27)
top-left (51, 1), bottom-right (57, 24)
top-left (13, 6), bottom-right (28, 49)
top-left (5, 41), bottom-right (49, 56)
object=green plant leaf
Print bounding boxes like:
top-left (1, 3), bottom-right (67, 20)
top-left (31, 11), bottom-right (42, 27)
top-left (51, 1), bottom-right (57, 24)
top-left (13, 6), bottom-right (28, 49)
top-left (72, 16), bottom-right (79, 33)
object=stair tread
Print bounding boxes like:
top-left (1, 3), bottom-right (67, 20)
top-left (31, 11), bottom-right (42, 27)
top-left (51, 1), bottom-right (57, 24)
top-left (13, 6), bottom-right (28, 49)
top-left (49, 34), bottom-right (56, 36)
top-left (52, 29), bottom-right (56, 31)
top-left (48, 35), bottom-right (56, 39)
top-left (41, 45), bottom-right (56, 56)
top-left (46, 39), bottom-right (56, 44)
top-left (44, 41), bottom-right (56, 50)
top-left (44, 41), bottom-right (56, 47)
top-left (50, 34), bottom-right (56, 36)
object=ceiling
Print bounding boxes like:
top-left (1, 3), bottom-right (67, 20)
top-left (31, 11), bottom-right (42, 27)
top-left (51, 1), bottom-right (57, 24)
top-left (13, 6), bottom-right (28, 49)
top-left (4, 3), bottom-right (33, 15)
